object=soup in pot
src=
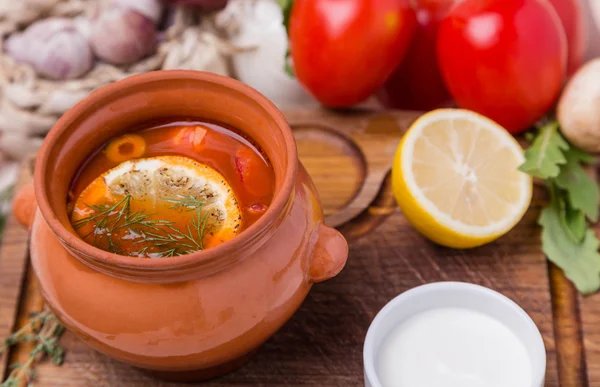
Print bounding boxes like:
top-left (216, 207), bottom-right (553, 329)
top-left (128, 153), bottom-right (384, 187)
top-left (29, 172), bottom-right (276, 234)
top-left (68, 119), bottom-right (275, 258)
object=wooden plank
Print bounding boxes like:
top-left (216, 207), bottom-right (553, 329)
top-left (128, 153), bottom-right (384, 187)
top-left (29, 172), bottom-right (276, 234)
top-left (0, 109), bottom-right (568, 386)
top-left (582, 290), bottom-right (600, 386)
top-left (0, 161), bottom-right (34, 379)
top-left (550, 264), bottom-right (588, 386)
top-left (14, 198), bottom-right (560, 387)
top-left (285, 108), bottom-right (421, 227)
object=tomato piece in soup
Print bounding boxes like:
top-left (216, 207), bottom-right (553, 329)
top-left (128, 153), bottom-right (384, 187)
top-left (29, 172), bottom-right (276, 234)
top-left (174, 125), bottom-right (208, 152)
top-left (235, 146), bottom-right (271, 197)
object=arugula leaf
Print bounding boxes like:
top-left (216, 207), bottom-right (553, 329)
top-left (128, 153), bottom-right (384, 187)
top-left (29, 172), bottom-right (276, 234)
top-left (557, 194), bottom-right (586, 243)
top-left (564, 146), bottom-right (596, 164)
top-left (539, 192), bottom-right (600, 295)
top-left (519, 121), bottom-right (568, 179)
top-left (521, 121), bottom-right (600, 295)
top-left (555, 147), bottom-right (600, 222)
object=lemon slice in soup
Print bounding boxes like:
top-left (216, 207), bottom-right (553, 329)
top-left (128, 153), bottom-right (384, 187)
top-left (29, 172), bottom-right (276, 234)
top-left (71, 156), bottom-right (242, 257)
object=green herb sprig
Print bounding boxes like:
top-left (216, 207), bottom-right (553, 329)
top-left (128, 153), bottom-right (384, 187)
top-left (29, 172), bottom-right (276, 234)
top-left (74, 195), bottom-right (214, 258)
top-left (520, 121), bottom-right (600, 294)
top-left (1, 310), bottom-right (65, 387)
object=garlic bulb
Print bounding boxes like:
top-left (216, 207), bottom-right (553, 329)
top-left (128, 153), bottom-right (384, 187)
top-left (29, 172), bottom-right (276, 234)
top-left (91, 2), bottom-right (158, 65)
top-left (114, 0), bottom-right (164, 24)
top-left (218, 0), bottom-right (316, 108)
top-left (73, 16), bottom-right (93, 40)
top-left (4, 18), bottom-right (94, 80)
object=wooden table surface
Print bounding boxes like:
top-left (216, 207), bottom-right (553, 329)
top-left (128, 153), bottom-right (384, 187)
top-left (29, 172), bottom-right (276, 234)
top-left (0, 109), bottom-right (596, 386)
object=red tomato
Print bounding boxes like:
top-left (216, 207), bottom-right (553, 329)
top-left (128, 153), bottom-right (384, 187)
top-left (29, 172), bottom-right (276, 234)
top-left (437, 0), bottom-right (567, 134)
top-left (290, 0), bottom-right (417, 107)
top-left (547, 0), bottom-right (587, 75)
top-left (378, 0), bottom-right (455, 110)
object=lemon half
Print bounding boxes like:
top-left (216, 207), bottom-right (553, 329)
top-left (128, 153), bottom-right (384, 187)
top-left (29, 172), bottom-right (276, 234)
top-left (393, 109), bottom-right (532, 248)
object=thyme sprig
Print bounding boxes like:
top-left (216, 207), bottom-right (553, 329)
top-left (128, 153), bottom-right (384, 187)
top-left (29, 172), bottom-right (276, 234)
top-left (1, 310), bottom-right (65, 387)
top-left (73, 195), bottom-right (215, 258)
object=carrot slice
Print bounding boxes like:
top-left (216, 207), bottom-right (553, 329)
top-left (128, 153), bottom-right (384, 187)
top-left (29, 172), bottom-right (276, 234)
top-left (105, 134), bottom-right (146, 163)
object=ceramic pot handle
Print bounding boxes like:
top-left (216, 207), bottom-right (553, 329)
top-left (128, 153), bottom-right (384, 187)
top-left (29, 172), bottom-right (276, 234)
top-left (14, 183), bottom-right (37, 230)
top-left (308, 223), bottom-right (349, 283)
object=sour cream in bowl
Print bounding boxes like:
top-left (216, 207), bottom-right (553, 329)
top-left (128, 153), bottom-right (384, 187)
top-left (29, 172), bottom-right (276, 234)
top-left (363, 282), bottom-right (546, 387)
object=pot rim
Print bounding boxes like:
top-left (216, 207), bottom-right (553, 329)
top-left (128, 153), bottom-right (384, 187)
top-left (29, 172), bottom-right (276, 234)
top-left (34, 70), bottom-right (298, 271)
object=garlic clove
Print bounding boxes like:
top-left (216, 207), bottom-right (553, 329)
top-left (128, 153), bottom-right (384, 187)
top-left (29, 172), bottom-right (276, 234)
top-left (4, 18), bottom-right (94, 80)
top-left (4, 34), bottom-right (30, 63)
top-left (73, 16), bottom-right (93, 40)
top-left (91, 5), bottom-right (158, 65)
top-left (38, 31), bottom-right (94, 79)
top-left (16, 17), bottom-right (72, 40)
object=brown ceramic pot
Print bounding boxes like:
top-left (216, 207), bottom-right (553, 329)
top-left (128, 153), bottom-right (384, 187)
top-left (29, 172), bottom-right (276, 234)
top-left (13, 71), bottom-right (348, 381)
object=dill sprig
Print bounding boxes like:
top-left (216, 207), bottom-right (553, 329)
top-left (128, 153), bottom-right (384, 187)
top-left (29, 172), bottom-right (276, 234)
top-left (1, 310), bottom-right (65, 387)
top-left (73, 194), bottom-right (215, 258)
top-left (162, 195), bottom-right (205, 210)
top-left (136, 198), bottom-right (212, 256)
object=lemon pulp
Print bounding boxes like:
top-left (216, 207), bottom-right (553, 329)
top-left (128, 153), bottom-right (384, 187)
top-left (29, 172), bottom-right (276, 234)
top-left (392, 109), bottom-right (532, 248)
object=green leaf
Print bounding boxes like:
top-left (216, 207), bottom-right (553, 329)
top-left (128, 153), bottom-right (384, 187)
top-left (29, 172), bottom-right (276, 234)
top-left (2, 378), bottom-right (19, 387)
top-left (277, 0), bottom-right (294, 33)
top-left (524, 131), bottom-right (535, 142)
top-left (558, 196), bottom-right (586, 243)
top-left (555, 148), bottom-right (600, 222)
top-left (4, 336), bottom-right (17, 346)
top-left (564, 146), bottom-right (596, 164)
top-left (276, 0), bottom-right (291, 7)
top-left (276, 0), bottom-right (295, 78)
top-left (539, 193), bottom-right (600, 295)
top-left (284, 52), bottom-right (295, 77)
top-left (27, 368), bottom-right (36, 378)
top-left (519, 121), bottom-right (569, 179)
top-left (51, 347), bottom-right (65, 366)
top-left (55, 325), bottom-right (65, 337)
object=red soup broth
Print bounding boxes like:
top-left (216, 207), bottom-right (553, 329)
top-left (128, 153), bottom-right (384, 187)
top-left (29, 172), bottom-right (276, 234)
top-left (68, 119), bottom-right (275, 258)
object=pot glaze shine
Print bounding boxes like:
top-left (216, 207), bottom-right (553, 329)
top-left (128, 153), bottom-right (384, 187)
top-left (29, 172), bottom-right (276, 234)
top-left (15, 71), bottom-right (348, 380)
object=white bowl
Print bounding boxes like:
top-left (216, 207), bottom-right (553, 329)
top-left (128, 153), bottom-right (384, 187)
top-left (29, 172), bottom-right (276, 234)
top-left (363, 282), bottom-right (546, 387)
